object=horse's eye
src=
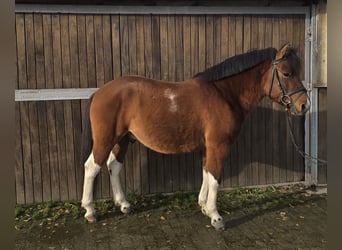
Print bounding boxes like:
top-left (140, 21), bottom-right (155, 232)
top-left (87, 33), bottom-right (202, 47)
top-left (283, 72), bottom-right (291, 78)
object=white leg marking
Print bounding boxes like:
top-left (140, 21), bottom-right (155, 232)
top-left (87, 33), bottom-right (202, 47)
top-left (107, 152), bottom-right (131, 214)
top-left (198, 169), bottom-right (209, 210)
top-left (206, 172), bottom-right (225, 230)
top-left (81, 153), bottom-right (101, 222)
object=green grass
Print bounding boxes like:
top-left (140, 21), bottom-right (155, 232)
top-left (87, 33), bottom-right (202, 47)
top-left (15, 185), bottom-right (318, 227)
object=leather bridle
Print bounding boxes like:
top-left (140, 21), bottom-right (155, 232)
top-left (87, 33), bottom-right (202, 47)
top-left (268, 59), bottom-right (308, 114)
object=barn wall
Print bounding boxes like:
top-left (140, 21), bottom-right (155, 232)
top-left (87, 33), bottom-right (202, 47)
top-left (15, 7), bottom-right (311, 204)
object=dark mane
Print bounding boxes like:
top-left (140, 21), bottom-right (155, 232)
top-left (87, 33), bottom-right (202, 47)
top-left (193, 48), bottom-right (277, 81)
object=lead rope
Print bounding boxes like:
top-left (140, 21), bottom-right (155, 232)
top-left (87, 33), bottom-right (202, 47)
top-left (286, 111), bottom-right (328, 165)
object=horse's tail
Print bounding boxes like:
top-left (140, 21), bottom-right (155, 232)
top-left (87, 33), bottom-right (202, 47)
top-left (81, 94), bottom-right (94, 165)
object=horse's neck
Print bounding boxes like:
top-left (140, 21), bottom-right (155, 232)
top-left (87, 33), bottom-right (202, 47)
top-left (213, 63), bottom-right (268, 115)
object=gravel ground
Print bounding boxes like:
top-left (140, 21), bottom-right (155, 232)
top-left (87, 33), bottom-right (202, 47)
top-left (15, 186), bottom-right (327, 249)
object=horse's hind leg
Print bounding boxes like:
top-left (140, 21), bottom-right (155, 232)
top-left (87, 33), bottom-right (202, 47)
top-left (107, 135), bottom-right (131, 214)
top-left (81, 152), bottom-right (102, 223)
top-left (82, 137), bottom-right (114, 223)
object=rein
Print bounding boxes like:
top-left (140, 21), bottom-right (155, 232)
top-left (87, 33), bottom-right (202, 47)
top-left (286, 111), bottom-right (328, 165)
top-left (269, 59), bottom-right (327, 165)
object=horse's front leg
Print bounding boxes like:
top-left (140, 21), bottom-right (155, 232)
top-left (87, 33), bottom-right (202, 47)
top-left (200, 145), bottom-right (228, 231)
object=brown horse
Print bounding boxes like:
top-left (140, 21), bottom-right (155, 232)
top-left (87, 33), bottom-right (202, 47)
top-left (81, 44), bottom-right (310, 230)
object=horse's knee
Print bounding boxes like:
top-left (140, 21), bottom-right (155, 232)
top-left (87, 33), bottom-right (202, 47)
top-left (107, 152), bottom-right (123, 176)
top-left (84, 153), bottom-right (101, 178)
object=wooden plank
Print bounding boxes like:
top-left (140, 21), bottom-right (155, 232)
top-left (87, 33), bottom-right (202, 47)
top-left (136, 15), bottom-right (145, 76)
top-left (103, 15), bottom-right (113, 83)
top-left (20, 102), bottom-right (34, 204)
top-left (69, 15), bottom-right (80, 88)
top-left (197, 16), bottom-right (206, 73)
top-left (143, 15), bottom-right (153, 79)
top-left (15, 103), bottom-right (25, 204)
top-left (213, 16), bottom-right (221, 66)
top-left (168, 15), bottom-right (176, 81)
top-left (42, 14), bottom-right (54, 89)
top-left (60, 15), bottom-right (72, 88)
top-left (55, 101), bottom-right (69, 201)
top-left (86, 15), bottom-right (96, 87)
top-left (63, 101), bottom-right (77, 200)
top-left (205, 15), bottom-right (214, 69)
top-left (94, 15), bottom-right (105, 87)
top-left (160, 15), bottom-right (168, 81)
top-left (183, 16), bottom-right (191, 80)
top-left (16, 14), bottom-right (28, 89)
top-left (25, 14), bottom-right (36, 89)
top-left (151, 15), bottom-right (161, 79)
top-left (37, 102), bottom-right (51, 202)
top-left (111, 15), bottom-right (121, 79)
top-left (72, 101), bottom-right (83, 199)
top-left (120, 15), bottom-right (130, 76)
top-left (77, 15), bottom-right (88, 89)
top-left (28, 102), bottom-right (43, 203)
top-left (34, 14), bottom-right (45, 89)
top-left (220, 15), bottom-right (228, 60)
top-left (51, 14), bottom-right (63, 89)
top-left (46, 101), bottom-right (60, 201)
top-left (77, 14), bottom-right (89, 187)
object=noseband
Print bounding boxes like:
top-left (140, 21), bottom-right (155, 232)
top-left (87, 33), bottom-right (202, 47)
top-left (268, 59), bottom-right (308, 114)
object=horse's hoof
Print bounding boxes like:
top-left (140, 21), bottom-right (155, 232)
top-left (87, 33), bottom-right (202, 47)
top-left (121, 205), bottom-right (133, 215)
top-left (211, 217), bottom-right (225, 231)
top-left (85, 214), bottom-right (98, 223)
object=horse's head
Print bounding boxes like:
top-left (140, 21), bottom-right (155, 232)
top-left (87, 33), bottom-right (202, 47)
top-left (266, 44), bottom-right (310, 116)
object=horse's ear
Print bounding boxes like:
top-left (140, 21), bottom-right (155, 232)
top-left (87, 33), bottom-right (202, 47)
top-left (276, 43), bottom-right (291, 60)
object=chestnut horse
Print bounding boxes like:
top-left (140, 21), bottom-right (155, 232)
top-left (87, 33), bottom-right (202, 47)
top-left (81, 44), bottom-right (310, 230)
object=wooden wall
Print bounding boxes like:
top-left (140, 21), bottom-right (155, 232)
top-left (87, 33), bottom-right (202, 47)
top-left (15, 11), bottom-right (308, 204)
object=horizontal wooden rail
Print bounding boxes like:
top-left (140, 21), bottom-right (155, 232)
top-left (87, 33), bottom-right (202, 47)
top-left (15, 88), bottom-right (98, 101)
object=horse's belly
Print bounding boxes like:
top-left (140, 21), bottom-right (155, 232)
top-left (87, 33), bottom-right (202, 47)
top-left (129, 126), bottom-right (203, 154)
